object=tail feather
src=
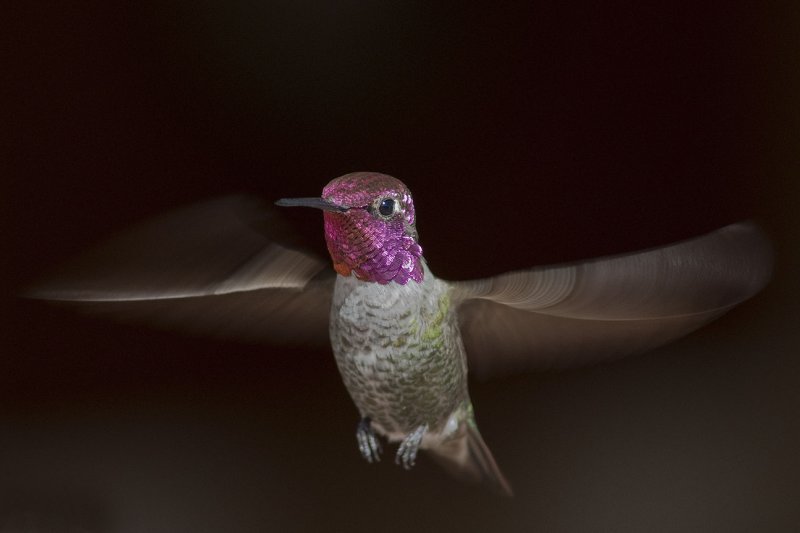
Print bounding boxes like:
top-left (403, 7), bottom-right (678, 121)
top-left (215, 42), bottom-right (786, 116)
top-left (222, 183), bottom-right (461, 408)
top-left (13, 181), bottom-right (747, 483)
top-left (427, 423), bottom-right (513, 496)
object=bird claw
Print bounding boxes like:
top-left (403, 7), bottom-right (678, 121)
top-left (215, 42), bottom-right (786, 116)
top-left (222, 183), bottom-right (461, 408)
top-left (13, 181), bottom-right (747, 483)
top-left (395, 424), bottom-right (428, 470)
top-left (356, 417), bottom-right (382, 463)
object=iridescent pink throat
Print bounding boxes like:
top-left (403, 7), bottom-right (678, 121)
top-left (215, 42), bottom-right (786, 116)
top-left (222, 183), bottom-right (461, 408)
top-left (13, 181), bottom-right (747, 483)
top-left (323, 210), bottom-right (424, 285)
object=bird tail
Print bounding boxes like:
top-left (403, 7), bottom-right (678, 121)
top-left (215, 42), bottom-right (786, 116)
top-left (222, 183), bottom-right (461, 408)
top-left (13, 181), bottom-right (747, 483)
top-left (427, 423), bottom-right (513, 496)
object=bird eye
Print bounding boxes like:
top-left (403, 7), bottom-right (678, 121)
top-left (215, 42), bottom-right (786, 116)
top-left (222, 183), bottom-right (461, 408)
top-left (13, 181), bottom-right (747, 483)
top-left (377, 198), bottom-right (396, 217)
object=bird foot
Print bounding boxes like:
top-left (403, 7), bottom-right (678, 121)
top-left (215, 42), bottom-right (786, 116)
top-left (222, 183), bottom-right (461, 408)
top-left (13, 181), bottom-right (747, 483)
top-left (356, 417), bottom-right (382, 463)
top-left (395, 424), bottom-right (428, 470)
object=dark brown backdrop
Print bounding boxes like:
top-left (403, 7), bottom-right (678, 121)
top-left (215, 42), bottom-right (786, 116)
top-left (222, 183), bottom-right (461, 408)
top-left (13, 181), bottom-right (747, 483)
top-left (4, 3), bottom-right (798, 532)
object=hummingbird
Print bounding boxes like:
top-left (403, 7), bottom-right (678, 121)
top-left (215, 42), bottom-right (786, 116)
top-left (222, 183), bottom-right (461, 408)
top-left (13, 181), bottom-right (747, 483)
top-left (28, 172), bottom-right (772, 496)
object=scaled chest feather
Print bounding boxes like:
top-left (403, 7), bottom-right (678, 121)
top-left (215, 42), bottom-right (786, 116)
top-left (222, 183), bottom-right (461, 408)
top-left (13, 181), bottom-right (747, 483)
top-left (329, 266), bottom-right (468, 434)
top-left (331, 269), bottom-right (444, 365)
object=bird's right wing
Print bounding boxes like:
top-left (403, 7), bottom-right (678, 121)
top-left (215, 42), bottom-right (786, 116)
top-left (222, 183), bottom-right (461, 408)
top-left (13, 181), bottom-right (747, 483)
top-left (25, 195), bottom-right (334, 346)
top-left (451, 222), bottom-right (773, 377)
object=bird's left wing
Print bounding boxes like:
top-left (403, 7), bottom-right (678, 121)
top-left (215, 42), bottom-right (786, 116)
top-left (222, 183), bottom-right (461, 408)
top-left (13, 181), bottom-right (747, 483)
top-left (451, 222), bottom-right (772, 377)
top-left (25, 195), bottom-right (334, 345)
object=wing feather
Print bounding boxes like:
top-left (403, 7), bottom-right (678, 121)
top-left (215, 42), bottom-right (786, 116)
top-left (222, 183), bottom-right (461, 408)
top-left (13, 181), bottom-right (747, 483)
top-left (26, 195), bottom-right (333, 346)
top-left (452, 222), bottom-right (772, 376)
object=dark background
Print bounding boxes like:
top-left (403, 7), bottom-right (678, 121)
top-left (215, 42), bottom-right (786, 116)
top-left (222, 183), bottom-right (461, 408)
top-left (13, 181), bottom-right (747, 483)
top-left (4, 2), bottom-right (799, 532)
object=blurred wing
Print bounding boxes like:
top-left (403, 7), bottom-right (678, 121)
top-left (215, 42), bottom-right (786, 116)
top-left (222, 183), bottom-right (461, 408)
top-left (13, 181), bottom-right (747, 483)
top-left (26, 195), bottom-right (334, 345)
top-left (452, 222), bottom-right (772, 377)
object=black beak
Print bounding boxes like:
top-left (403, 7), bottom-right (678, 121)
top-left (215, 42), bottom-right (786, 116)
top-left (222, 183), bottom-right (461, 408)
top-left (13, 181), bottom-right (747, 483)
top-left (275, 197), bottom-right (349, 213)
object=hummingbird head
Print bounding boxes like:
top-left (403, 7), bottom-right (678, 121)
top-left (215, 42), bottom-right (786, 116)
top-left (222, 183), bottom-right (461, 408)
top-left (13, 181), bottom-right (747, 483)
top-left (276, 172), bottom-right (423, 284)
